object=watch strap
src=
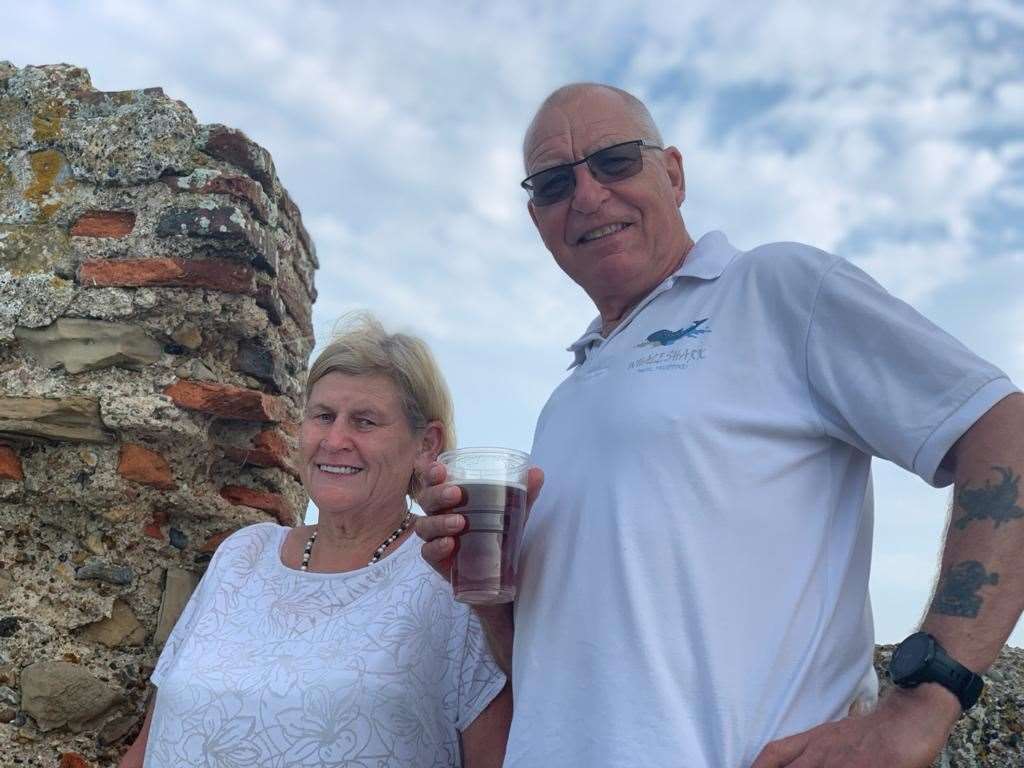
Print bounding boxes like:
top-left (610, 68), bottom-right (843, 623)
top-left (927, 644), bottom-right (984, 711)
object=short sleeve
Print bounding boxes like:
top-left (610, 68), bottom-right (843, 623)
top-left (806, 257), bottom-right (1017, 486)
top-left (452, 607), bottom-right (506, 731)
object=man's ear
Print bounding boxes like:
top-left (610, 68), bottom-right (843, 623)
top-left (663, 146), bottom-right (685, 206)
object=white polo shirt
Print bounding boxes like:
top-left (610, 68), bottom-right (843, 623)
top-left (504, 232), bottom-right (1015, 768)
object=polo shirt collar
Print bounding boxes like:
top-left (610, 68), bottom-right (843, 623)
top-left (566, 231), bottom-right (739, 368)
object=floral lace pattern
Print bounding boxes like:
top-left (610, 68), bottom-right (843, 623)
top-left (146, 523), bottom-right (505, 767)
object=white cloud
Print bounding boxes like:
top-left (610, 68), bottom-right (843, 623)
top-left (4, 0), bottom-right (1022, 647)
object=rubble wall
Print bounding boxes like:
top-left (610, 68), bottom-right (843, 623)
top-left (0, 62), bottom-right (315, 766)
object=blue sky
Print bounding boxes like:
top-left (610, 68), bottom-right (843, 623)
top-left (3, 0), bottom-right (1022, 645)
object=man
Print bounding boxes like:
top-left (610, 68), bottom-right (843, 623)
top-left (416, 83), bottom-right (1024, 767)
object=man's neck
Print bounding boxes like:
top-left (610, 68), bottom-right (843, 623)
top-left (597, 236), bottom-right (695, 336)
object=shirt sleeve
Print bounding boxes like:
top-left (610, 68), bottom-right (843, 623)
top-left (451, 606), bottom-right (507, 732)
top-left (805, 257), bottom-right (1017, 487)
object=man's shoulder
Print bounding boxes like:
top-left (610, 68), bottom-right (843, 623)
top-left (736, 239), bottom-right (841, 276)
top-left (722, 239), bottom-right (843, 294)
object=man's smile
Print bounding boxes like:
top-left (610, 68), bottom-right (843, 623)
top-left (577, 222), bottom-right (632, 244)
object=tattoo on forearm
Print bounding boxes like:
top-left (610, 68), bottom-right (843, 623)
top-left (954, 466), bottom-right (1024, 530)
top-left (931, 561), bottom-right (999, 618)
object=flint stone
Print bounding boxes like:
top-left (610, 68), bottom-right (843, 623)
top-left (156, 206), bottom-right (277, 274)
top-left (233, 339), bottom-right (285, 393)
top-left (0, 685), bottom-right (17, 704)
top-left (75, 560), bottom-right (134, 586)
top-left (15, 318), bottom-right (162, 373)
top-left (0, 617), bottom-right (18, 637)
top-left (98, 712), bottom-right (139, 745)
top-left (80, 599), bottom-right (145, 647)
top-left (154, 567), bottom-right (198, 645)
top-left (168, 528), bottom-right (187, 549)
top-left (20, 660), bottom-right (124, 732)
top-left (0, 396), bottom-right (110, 444)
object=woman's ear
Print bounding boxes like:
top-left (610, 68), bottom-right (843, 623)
top-left (418, 421), bottom-right (445, 465)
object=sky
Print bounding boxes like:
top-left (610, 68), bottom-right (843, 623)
top-left (3, 0), bottom-right (1022, 646)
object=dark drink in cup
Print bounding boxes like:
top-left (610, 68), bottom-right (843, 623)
top-left (439, 448), bottom-right (530, 605)
top-left (451, 482), bottom-right (527, 603)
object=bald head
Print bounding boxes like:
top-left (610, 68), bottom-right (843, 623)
top-left (523, 83), bottom-right (663, 168)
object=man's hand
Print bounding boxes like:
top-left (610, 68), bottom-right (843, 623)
top-left (414, 461), bottom-right (544, 582)
top-left (750, 684), bottom-right (960, 768)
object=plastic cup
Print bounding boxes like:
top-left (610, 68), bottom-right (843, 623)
top-left (439, 447), bottom-right (529, 605)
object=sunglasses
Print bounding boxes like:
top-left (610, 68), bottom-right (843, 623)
top-left (521, 139), bottom-right (664, 207)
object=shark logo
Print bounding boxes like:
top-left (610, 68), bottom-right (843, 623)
top-left (637, 318), bottom-right (711, 347)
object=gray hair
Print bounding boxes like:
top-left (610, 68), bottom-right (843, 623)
top-left (304, 311), bottom-right (455, 494)
top-left (523, 82), bottom-right (664, 167)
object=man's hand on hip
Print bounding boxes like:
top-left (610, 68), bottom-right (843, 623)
top-left (750, 683), bottom-right (961, 767)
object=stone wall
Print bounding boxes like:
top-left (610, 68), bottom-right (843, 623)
top-left (0, 63), bottom-right (315, 766)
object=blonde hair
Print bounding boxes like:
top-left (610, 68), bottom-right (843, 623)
top-left (304, 311), bottom-right (455, 495)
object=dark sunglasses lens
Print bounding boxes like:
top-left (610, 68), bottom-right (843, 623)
top-left (590, 142), bottom-right (643, 182)
top-left (531, 168), bottom-right (575, 206)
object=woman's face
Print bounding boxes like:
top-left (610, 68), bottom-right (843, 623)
top-left (299, 372), bottom-right (439, 518)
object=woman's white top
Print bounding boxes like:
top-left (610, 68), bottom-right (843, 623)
top-left (145, 522), bottom-right (505, 767)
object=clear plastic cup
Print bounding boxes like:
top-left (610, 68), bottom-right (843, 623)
top-left (438, 447), bottom-right (530, 604)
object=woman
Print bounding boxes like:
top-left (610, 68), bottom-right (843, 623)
top-left (121, 313), bottom-right (510, 767)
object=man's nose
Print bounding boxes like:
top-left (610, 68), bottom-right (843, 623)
top-left (569, 163), bottom-right (609, 214)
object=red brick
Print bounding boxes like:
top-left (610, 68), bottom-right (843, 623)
top-left (0, 446), bottom-right (24, 481)
top-left (162, 173), bottom-right (271, 223)
top-left (117, 444), bottom-right (176, 490)
top-left (220, 484), bottom-right (295, 524)
top-left (70, 210), bottom-right (136, 238)
top-left (59, 753), bottom-right (92, 768)
top-left (279, 276), bottom-right (313, 340)
top-left (78, 258), bottom-right (255, 295)
top-left (143, 509), bottom-right (170, 540)
top-left (200, 528), bottom-right (236, 554)
top-left (200, 125), bottom-right (276, 197)
top-left (165, 379), bottom-right (289, 422)
top-left (220, 429), bottom-right (298, 478)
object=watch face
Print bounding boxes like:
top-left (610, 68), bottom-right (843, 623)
top-left (891, 632), bottom-right (932, 683)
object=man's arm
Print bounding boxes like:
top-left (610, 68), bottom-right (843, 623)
top-left (461, 683), bottom-right (513, 768)
top-left (415, 463), bottom-right (544, 676)
top-left (752, 392), bottom-right (1024, 768)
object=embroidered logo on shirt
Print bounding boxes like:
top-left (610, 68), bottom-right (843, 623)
top-left (628, 318), bottom-right (711, 373)
top-left (635, 318), bottom-right (711, 347)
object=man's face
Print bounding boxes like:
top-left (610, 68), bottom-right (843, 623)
top-left (524, 88), bottom-right (687, 319)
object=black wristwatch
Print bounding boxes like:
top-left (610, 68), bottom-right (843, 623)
top-left (889, 631), bottom-right (983, 713)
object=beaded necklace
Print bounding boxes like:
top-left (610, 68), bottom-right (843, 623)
top-left (300, 509), bottom-right (414, 571)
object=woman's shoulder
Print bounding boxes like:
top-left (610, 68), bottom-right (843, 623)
top-left (207, 522), bottom-right (286, 566)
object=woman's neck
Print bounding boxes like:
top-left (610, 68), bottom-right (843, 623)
top-left (309, 499), bottom-right (411, 570)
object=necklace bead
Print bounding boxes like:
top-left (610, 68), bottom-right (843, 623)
top-left (300, 509), bottom-right (413, 572)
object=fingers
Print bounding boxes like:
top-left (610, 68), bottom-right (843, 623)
top-left (750, 731), bottom-right (808, 768)
top-left (417, 462), bottom-right (464, 515)
top-left (525, 466), bottom-right (545, 509)
top-left (414, 511), bottom-right (466, 581)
